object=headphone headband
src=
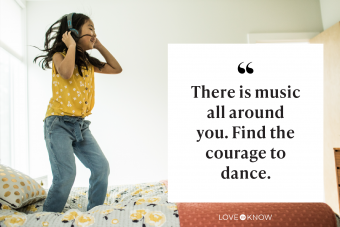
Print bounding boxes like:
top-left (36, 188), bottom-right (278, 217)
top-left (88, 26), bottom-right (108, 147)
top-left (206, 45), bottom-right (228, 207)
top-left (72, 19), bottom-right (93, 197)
top-left (66, 13), bottom-right (79, 37)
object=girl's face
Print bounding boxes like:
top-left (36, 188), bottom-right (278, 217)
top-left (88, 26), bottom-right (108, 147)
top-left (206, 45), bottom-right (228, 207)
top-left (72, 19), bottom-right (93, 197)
top-left (78, 19), bottom-right (96, 51)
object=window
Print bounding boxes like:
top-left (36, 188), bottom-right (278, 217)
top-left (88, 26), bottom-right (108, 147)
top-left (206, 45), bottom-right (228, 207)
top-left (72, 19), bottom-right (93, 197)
top-left (0, 0), bottom-right (29, 174)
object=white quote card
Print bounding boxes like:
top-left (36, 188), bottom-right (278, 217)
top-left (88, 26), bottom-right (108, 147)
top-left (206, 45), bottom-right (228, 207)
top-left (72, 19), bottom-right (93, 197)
top-left (168, 44), bottom-right (323, 203)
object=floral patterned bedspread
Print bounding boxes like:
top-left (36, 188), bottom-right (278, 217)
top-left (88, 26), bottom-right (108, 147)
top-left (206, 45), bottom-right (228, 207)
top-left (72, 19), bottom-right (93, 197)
top-left (0, 181), bottom-right (180, 227)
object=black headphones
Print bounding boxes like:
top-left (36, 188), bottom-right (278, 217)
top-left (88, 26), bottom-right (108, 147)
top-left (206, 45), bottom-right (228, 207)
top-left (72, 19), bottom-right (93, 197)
top-left (67, 13), bottom-right (79, 38)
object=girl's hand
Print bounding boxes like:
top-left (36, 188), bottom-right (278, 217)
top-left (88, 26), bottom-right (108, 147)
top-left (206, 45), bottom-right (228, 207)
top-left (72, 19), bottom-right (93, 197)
top-left (62, 31), bottom-right (76, 48)
top-left (93, 38), bottom-right (102, 49)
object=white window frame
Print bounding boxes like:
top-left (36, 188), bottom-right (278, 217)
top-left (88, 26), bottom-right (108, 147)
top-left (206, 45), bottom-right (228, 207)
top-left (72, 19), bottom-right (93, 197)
top-left (0, 0), bottom-right (29, 174)
top-left (0, 0), bottom-right (26, 60)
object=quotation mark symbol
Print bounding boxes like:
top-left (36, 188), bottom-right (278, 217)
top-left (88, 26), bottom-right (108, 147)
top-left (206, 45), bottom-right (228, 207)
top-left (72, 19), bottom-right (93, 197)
top-left (238, 62), bottom-right (254, 74)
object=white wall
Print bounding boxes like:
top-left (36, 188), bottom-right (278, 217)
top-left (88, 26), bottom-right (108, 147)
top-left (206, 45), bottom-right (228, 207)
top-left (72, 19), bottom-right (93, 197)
top-left (26, 0), bottom-right (323, 188)
top-left (320, 0), bottom-right (340, 31)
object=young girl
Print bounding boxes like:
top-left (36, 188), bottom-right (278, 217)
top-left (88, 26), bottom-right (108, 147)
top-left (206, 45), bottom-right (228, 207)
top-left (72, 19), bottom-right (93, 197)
top-left (32, 13), bottom-right (122, 213)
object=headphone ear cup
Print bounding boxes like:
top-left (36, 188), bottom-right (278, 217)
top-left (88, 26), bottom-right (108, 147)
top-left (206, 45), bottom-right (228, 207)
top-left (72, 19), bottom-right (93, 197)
top-left (70, 30), bottom-right (79, 40)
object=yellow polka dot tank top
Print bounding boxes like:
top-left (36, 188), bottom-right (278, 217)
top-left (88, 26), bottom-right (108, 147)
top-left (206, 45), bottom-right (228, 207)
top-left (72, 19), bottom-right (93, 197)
top-left (43, 49), bottom-right (95, 121)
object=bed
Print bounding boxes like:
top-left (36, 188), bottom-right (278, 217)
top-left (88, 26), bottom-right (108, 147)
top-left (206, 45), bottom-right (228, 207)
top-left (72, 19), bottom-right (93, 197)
top-left (0, 180), bottom-right (179, 227)
top-left (1, 173), bottom-right (340, 227)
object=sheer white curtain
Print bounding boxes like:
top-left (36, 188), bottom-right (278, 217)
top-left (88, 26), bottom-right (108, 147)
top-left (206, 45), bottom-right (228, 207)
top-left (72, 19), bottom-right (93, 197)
top-left (0, 0), bottom-right (29, 174)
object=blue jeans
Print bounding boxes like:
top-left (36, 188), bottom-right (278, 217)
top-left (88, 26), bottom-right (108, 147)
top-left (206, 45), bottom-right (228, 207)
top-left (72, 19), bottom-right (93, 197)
top-left (43, 115), bottom-right (110, 212)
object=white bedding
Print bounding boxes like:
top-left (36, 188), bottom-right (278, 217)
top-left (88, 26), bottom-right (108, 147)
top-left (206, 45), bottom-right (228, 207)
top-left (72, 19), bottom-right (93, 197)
top-left (0, 181), bottom-right (180, 227)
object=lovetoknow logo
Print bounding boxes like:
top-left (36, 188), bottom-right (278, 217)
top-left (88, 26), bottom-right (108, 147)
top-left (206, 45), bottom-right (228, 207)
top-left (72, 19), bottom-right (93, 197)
top-left (219, 213), bottom-right (273, 221)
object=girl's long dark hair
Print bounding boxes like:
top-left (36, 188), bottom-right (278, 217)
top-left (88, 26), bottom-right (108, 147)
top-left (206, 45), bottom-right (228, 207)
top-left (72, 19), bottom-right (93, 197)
top-left (30, 13), bottom-right (105, 77)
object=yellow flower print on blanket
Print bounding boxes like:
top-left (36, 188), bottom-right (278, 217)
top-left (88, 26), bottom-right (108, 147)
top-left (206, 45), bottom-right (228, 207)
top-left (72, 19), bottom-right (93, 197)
top-left (101, 209), bottom-right (114, 215)
top-left (135, 197), bottom-right (161, 206)
top-left (0, 203), bottom-right (12, 210)
top-left (131, 189), bottom-right (143, 196)
top-left (130, 209), bottom-right (166, 227)
top-left (0, 212), bottom-right (27, 227)
top-left (0, 181), bottom-right (180, 227)
top-left (61, 209), bottom-right (94, 227)
top-left (135, 198), bottom-right (146, 205)
top-left (26, 204), bottom-right (37, 212)
top-left (113, 204), bottom-right (126, 210)
top-left (74, 214), bottom-right (95, 227)
top-left (167, 205), bottom-right (178, 211)
top-left (62, 210), bottom-right (81, 222)
top-left (145, 211), bottom-right (166, 227)
top-left (130, 209), bottom-right (147, 221)
top-left (100, 208), bottom-right (115, 221)
top-left (0, 215), bottom-right (10, 222)
top-left (1, 205), bottom-right (11, 210)
top-left (115, 194), bottom-right (121, 198)
top-left (147, 197), bottom-right (161, 204)
top-left (111, 218), bottom-right (119, 224)
top-left (141, 189), bottom-right (154, 195)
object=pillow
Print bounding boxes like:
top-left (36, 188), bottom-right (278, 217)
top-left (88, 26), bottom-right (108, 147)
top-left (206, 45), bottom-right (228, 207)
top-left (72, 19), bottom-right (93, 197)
top-left (0, 163), bottom-right (47, 209)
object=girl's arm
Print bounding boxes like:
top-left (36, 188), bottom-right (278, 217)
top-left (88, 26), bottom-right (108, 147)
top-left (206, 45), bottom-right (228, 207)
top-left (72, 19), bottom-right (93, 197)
top-left (53, 44), bottom-right (76, 80)
top-left (93, 44), bottom-right (122, 74)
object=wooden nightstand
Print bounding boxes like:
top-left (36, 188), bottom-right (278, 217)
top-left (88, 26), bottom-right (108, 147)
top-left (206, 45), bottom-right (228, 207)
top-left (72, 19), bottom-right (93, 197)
top-left (334, 148), bottom-right (340, 212)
